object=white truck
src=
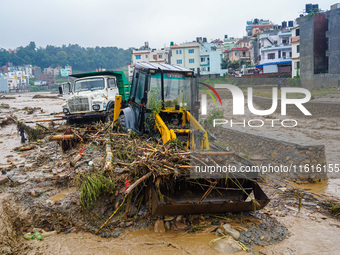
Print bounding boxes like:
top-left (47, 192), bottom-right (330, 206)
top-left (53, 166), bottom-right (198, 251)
top-left (59, 71), bottom-right (130, 124)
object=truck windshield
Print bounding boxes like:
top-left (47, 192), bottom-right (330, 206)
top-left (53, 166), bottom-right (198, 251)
top-left (74, 78), bottom-right (105, 92)
top-left (148, 73), bottom-right (191, 110)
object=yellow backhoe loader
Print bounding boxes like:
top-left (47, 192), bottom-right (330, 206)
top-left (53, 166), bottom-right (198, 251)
top-left (112, 62), bottom-right (269, 216)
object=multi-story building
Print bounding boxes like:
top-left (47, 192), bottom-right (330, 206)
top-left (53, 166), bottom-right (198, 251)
top-left (222, 35), bottom-right (238, 51)
top-left (224, 38), bottom-right (251, 65)
top-left (291, 26), bottom-right (300, 78)
top-left (128, 42), bottom-right (169, 80)
top-left (326, 3), bottom-right (340, 75)
top-left (32, 66), bottom-right (42, 79)
top-left (296, 3), bottom-right (340, 88)
top-left (246, 19), bottom-right (273, 36)
top-left (297, 8), bottom-right (328, 88)
top-left (199, 42), bottom-right (224, 76)
top-left (6, 71), bottom-right (29, 91)
top-left (0, 75), bottom-right (7, 92)
top-left (60, 65), bottom-right (72, 77)
top-left (43, 67), bottom-right (61, 77)
top-left (170, 42), bottom-right (200, 73)
top-left (255, 29), bottom-right (292, 74)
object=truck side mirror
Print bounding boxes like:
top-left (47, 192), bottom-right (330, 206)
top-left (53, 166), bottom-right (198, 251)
top-left (59, 86), bottom-right (63, 95)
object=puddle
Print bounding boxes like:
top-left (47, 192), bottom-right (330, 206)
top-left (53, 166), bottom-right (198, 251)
top-left (48, 187), bottom-right (77, 201)
top-left (291, 179), bottom-right (340, 198)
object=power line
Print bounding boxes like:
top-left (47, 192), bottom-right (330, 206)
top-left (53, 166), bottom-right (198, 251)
top-left (0, 46), bottom-right (31, 65)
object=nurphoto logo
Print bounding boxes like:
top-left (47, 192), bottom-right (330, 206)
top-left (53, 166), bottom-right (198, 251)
top-left (200, 85), bottom-right (312, 128)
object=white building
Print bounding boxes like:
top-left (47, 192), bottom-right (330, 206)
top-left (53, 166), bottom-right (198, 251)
top-left (256, 29), bottom-right (292, 73)
top-left (170, 42), bottom-right (200, 74)
top-left (7, 71), bottom-right (29, 90)
top-left (128, 42), bottom-right (169, 80)
top-left (291, 26), bottom-right (300, 78)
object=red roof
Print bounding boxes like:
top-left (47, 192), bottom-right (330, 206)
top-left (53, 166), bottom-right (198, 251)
top-left (170, 44), bottom-right (180, 49)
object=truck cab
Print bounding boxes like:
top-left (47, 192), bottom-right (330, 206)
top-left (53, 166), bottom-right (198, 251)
top-left (61, 71), bottom-right (130, 123)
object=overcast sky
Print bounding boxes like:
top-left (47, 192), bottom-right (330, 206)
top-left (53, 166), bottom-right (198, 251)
top-left (0, 0), bottom-right (336, 50)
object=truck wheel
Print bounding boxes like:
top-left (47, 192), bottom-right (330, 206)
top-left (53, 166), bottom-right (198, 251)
top-left (105, 112), bottom-right (114, 123)
top-left (66, 118), bottom-right (76, 125)
top-left (105, 103), bottom-right (115, 123)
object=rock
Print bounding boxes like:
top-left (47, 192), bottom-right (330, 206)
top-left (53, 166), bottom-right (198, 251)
top-left (125, 221), bottom-right (133, 227)
top-left (154, 220), bottom-right (166, 233)
top-left (175, 215), bottom-right (183, 222)
top-left (221, 224), bottom-right (240, 240)
top-left (164, 216), bottom-right (175, 222)
top-left (174, 222), bottom-right (188, 231)
top-left (31, 190), bottom-right (38, 197)
top-left (164, 221), bottom-right (171, 230)
top-left (42, 231), bottom-right (57, 238)
top-left (33, 228), bottom-right (42, 232)
top-left (209, 236), bottom-right (242, 253)
top-left (128, 206), bottom-right (138, 217)
top-left (0, 176), bottom-right (8, 185)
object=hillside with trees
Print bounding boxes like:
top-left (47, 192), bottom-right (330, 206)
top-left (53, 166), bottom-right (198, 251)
top-left (0, 42), bottom-right (132, 71)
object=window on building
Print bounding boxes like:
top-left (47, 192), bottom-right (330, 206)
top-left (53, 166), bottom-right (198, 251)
top-left (135, 55), bottom-right (141, 60)
top-left (242, 51), bottom-right (246, 57)
top-left (201, 57), bottom-right (205, 62)
top-left (282, 52), bottom-right (286, 59)
top-left (297, 45), bottom-right (300, 53)
top-left (296, 29), bottom-right (300, 36)
top-left (259, 43), bottom-right (261, 49)
top-left (177, 60), bottom-right (182, 64)
top-left (294, 61), bottom-right (300, 69)
top-left (176, 50), bottom-right (182, 54)
top-left (189, 59), bottom-right (195, 63)
top-left (289, 51), bottom-right (292, 58)
top-left (278, 50), bottom-right (281, 58)
top-left (274, 40), bottom-right (278, 45)
top-left (207, 67), bottom-right (210, 71)
top-left (268, 53), bottom-right (275, 59)
top-left (188, 49), bottom-right (194, 53)
top-left (282, 39), bottom-right (287, 44)
top-left (158, 54), bottom-right (162, 59)
top-left (146, 55), bottom-right (148, 58)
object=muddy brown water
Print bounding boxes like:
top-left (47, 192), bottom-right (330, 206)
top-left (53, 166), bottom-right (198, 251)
top-left (1, 92), bottom-right (340, 254)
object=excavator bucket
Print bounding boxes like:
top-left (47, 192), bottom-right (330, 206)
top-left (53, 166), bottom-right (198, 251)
top-left (150, 179), bottom-right (269, 216)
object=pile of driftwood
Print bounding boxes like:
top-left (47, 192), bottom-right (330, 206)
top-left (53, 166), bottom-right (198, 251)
top-left (0, 115), bottom-right (16, 127)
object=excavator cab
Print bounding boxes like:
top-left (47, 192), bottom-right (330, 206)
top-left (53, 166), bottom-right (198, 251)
top-left (118, 62), bottom-right (208, 149)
